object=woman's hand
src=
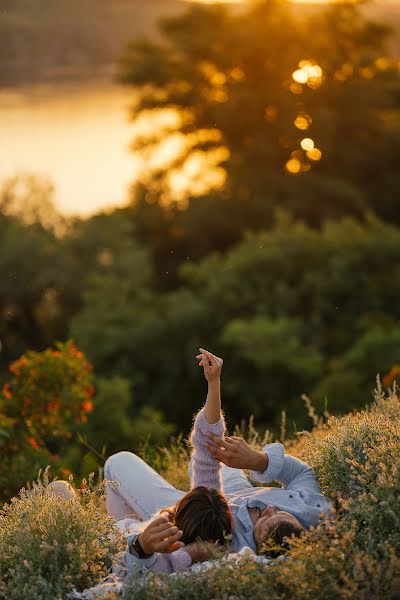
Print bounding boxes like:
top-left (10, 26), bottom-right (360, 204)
top-left (197, 348), bottom-right (223, 424)
top-left (138, 516), bottom-right (184, 555)
top-left (196, 348), bottom-right (223, 383)
top-left (206, 434), bottom-right (269, 472)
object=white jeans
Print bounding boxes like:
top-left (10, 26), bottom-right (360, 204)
top-left (104, 451), bottom-right (254, 523)
top-left (104, 451), bottom-right (186, 521)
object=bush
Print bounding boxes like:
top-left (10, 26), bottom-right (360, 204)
top-left (295, 388), bottom-right (400, 502)
top-left (0, 341), bottom-right (95, 501)
top-left (0, 473), bottom-right (125, 600)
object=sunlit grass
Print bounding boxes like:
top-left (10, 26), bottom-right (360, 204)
top-left (1, 387), bottom-right (399, 598)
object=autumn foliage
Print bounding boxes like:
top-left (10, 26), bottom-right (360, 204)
top-left (0, 341), bottom-right (94, 500)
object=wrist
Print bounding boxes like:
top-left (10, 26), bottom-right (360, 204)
top-left (251, 450), bottom-right (269, 473)
top-left (137, 533), bottom-right (153, 556)
top-left (207, 378), bottom-right (220, 388)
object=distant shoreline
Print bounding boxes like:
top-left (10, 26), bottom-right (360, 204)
top-left (1, 0), bottom-right (399, 89)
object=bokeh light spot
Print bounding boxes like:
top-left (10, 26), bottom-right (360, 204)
top-left (307, 147), bottom-right (322, 161)
top-left (292, 61), bottom-right (323, 89)
top-left (360, 67), bottom-right (374, 79)
top-left (375, 57), bottom-right (391, 71)
top-left (285, 158), bottom-right (302, 174)
top-left (230, 67), bottom-right (245, 81)
top-left (290, 83), bottom-right (303, 94)
top-left (301, 137), bottom-right (315, 151)
top-left (292, 69), bottom-right (308, 84)
top-left (294, 114), bottom-right (312, 130)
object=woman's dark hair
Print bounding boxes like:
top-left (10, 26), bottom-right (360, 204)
top-left (162, 486), bottom-right (232, 545)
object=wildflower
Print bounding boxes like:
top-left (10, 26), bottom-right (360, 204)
top-left (382, 365), bottom-right (400, 387)
top-left (27, 437), bottom-right (40, 450)
top-left (81, 399), bottom-right (94, 413)
top-left (2, 383), bottom-right (12, 400)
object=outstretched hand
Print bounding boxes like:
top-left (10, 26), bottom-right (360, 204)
top-left (206, 433), bottom-right (269, 472)
top-left (196, 348), bottom-right (223, 383)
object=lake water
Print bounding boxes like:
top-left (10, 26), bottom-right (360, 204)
top-left (0, 78), bottom-right (141, 217)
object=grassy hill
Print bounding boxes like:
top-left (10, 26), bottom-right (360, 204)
top-left (1, 386), bottom-right (399, 598)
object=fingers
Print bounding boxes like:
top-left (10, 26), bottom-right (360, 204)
top-left (196, 353), bottom-right (209, 368)
top-left (156, 529), bottom-right (184, 552)
top-left (152, 520), bottom-right (178, 534)
top-left (211, 451), bottom-right (231, 465)
top-left (149, 516), bottom-right (169, 528)
top-left (206, 433), bottom-right (231, 450)
top-left (199, 348), bottom-right (223, 367)
top-left (165, 541), bottom-right (185, 554)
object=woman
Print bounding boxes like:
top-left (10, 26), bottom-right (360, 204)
top-left (104, 348), bottom-right (233, 573)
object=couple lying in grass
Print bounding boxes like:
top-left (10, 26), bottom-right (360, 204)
top-left (102, 348), bottom-right (332, 575)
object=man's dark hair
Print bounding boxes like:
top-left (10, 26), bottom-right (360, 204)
top-left (258, 518), bottom-right (303, 557)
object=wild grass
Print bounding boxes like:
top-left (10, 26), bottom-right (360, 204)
top-left (0, 472), bottom-right (125, 600)
top-left (1, 388), bottom-right (399, 599)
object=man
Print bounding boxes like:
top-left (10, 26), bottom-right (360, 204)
top-left (206, 432), bottom-right (332, 553)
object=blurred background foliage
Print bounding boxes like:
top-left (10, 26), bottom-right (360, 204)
top-left (2, 0), bottom-right (400, 494)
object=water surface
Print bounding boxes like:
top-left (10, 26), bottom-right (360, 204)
top-left (0, 78), bottom-right (140, 217)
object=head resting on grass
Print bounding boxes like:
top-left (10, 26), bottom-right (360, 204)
top-left (162, 486), bottom-right (233, 545)
top-left (253, 505), bottom-right (304, 556)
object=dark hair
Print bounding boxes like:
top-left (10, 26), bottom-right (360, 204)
top-left (163, 486), bottom-right (232, 545)
top-left (258, 518), bottom-right (303, 557)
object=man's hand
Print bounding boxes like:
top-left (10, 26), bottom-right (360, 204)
top-left (184, 541), bottom-right (227, 563)
top-left (206, 434), bottom-right (269, 472)
top-left (137, 516), bottom-right (184, 555)
top-left (196, 348), bottom-right (223, 383)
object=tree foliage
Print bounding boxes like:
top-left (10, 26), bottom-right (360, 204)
top-left (114, 0), bottom-right (400, 284)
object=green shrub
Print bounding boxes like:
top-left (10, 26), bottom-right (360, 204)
top-left (0, 473), bottom-right (125, 600)
top-left (295, 392), bottom-right (400, 501)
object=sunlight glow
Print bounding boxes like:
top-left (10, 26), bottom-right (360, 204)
top-left (130, 106), bottom-right (229, 205)
top-left (185, 0), bottom-right (336, 3)
top-left (183, 0), bottom-right (243, 4)
top-left (167, 146), bottom-right (230, 205)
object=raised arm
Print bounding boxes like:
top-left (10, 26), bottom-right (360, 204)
top-left (189, 348), bottom-right (225, 490)
top-left (249, 442), bottom-right (321, 493)
top-left (206, 436), bottom-right (321, 494)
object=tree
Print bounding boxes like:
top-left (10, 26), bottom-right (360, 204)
top-left (0, 173), bottom-right (66, 235)
top-left (118, 0), bottom-right (400, 279)
top-left (71, 215), bottom-right (400, 431)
